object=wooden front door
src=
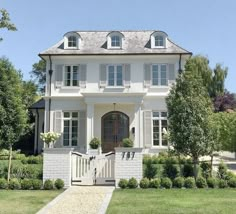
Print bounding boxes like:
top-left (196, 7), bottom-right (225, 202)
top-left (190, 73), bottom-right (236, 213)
top-left (102, 111), bottom-right (129, 153)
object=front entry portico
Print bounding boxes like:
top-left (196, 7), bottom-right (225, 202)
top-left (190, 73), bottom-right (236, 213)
top-left (101, 111), bottom-right (129, 153)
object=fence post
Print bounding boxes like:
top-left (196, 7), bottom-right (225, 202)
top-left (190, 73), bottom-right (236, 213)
top-left (43, 148), bottom-right (74, 188)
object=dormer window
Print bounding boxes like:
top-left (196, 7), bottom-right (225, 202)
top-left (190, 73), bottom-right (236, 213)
top-left (68, 36), bottom-right (77, 47)
top-left (64, 32), bottom-right (81, 49)
top-left (111, 36), bottom-right (121, 47)
top-left (151, 31), bottom-right (167, 48)
top-left (107, 31), bottom-right (124, 49)
top-left (155, 35), bottom-right (164, 47)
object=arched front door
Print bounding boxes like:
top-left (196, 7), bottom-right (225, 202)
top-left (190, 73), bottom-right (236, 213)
top-left (101, 111), bottom-right (129, 153)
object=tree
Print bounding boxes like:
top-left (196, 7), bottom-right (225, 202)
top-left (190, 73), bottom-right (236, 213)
top-left (0, 9), bottom-right (17, 41)
top-left (166, 70), bottom-right (214, 179)
top-left (212, 112), bottom-right (236, 154)
top-left (31, 60), bottom-right (46, 93)
top-left (185, 55), bottom-right (227, 98)
top-left (213, 91), bottom-right (236, 112)
top-left (0, 57), bottom-right (27, 182)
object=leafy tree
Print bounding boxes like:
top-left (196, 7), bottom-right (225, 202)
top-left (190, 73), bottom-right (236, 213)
top-left (213, 91), bottom-right (236, 112)
top-left (185, 55), bottom-right (227, 98)
top-left (0, 9), bottom-right (17, 41)
top-left (166, 70), bottom-right (213, 179)
top-left (210, 64), bottom-right (228, 98)
top-left (212, 112), bottom-right (236, 154)
top-left (31, 60), bottom-right (46, 93)
top-left (0, 57), bottom-right (27, 182)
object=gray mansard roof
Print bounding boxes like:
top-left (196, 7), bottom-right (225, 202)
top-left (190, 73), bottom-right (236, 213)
top-left (39, 30), bottom-right (192, 56)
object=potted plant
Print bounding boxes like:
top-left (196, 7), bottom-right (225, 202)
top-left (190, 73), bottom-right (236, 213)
top-left (40, 132), bottom-right (61, 148)
top-left (122, 138), bottom-right (133, 147)
top-left (88, 137), bottom-right (101, 155)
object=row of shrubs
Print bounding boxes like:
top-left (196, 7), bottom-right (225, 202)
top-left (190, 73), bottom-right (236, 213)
top-left (143, 153), bottom-right (193, 165)
top-left (0, 178), bottom-right (64, 190)
top-left (0, 149), bottom-right (43, 164)
top-left (118, 176), bottom-right (236, 189)
top-left (0, 164), bottom-right (42, 180)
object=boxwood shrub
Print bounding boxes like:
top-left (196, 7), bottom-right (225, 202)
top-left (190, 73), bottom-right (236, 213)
top-left (127, 177), bottom-right (138, 189)
top-left (0, 178), bottom-right (8, 189)
top-left (21, 179), bottom-right (32, 190)
top-left (173, 177), bottom-right (184, 188)
top-left (54, 179), bottom-right (64, 189)
top-left (227, 178), bottom-right (236, 188)
top-left (43, 179), bottom-right (54, 190)
top-left (218, 179), bottom-right (228, 188)
top-left (196, 177), bottom-right (207, 188)
top-left (32, 179), bottom-right (42, 190)
top-left (207, 177), bottom-right (218, 188)
top-left (184, 177), bottom-right (196, 188)
top-left (161, 177), bottom-right (172, 189)
top-left (149, 178), bottom-right (161, 188)
top-left (118, 179), bottom-right (128, 189)
top-left (9, 178), bottom-right (21, 190)
top-left (139, 178), bottom-right (149, 189)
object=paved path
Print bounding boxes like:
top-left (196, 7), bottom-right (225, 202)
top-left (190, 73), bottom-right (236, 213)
top-left (37, 186), bottom-right (115, 214)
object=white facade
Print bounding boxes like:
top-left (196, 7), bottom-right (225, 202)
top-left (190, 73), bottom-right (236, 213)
top-left (39, 30), bottom-right (191, 154)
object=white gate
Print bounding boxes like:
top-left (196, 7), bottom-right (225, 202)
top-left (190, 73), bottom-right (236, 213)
top-left (71, 152), bottom-right (115, 185)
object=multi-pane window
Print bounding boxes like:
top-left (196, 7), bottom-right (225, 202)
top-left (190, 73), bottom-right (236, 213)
top-left (152, 64), bottom-right (167, 86)
top-left (68, 36), bottom-right (77, 47)
top-left (152, 111), bottom-right (168, 146)
top-left (63, 112), bottom-right (78, 147)
top-left (155, 35), bottom-right (164, 47)
top-left (111, 36), bottom-right (121, 47)
top-left (65, 65), bottom-right (79, 86)
top-left (107, 65), bottom-right (123, 86)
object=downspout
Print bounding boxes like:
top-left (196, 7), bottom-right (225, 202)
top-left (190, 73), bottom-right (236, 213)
top-left (35, 109), bottom-right (39, 155)
top-left (48, 55), bottom-right (53, 131)
top-left (178, 53), bottom-right (183, 74)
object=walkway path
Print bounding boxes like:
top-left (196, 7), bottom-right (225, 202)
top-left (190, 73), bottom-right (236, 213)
top-left (37, 186), bottom-right (115, 214)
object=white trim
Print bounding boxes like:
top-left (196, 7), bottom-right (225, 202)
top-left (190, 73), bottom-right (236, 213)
top-left (106, 64), bottom-right (123, 87)
top-left (151, 64), bottom-right (168, 86)
top-left (151, 111), bottom-right (168, 147)
top-left (64, 65), bottom-right (80, 87)
top-left (62, 111), bottom-right (79, 147)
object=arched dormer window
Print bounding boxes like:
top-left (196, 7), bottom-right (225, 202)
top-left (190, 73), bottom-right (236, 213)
top-left (68, 36), bottom-right (77, 47)
top-left (111, 35), bottom-right (121, 47)
top-left (107, 31), bottom-right (124, 49)
top-left (151, 31), bottom-right (167, 48)
top-left (155, 35), bottom-right (164, 47)
top-left (64, 32), bottom-right (81, 49)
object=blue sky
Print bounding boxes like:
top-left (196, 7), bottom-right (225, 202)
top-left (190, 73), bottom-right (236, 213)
top-left (1, 0), bottom-right (235, 92)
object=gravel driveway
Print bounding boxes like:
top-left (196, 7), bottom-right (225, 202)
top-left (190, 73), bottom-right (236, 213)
top-left (37, 186), bottom-right (114, 214)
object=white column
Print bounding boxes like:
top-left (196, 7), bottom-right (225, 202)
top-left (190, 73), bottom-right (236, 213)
top-left (86, 103), bottom-right (94, 153)
top-left (134, 103), bottom-right (142, 148)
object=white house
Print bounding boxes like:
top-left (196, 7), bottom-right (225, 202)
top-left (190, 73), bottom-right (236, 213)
top-left (32, 30), bottom-right (192, 155)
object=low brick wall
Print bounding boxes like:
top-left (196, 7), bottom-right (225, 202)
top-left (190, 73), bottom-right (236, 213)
top-left (115, 148), bottom-right (143, 187)
top-left (43, 148), bottom-right (74, 188)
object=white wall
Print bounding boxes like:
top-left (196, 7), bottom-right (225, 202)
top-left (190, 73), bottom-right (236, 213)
top-left (45, 55), bottom-right (186, 97)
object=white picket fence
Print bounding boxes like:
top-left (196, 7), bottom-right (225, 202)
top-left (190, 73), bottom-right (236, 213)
top-left (71, 151), bottom-right (115, 185)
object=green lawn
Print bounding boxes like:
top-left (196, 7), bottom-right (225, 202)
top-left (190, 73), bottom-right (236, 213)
top-left (0, 190), bottom-right (62, 214)
top-left (107, 189), bottom-right (236, 214)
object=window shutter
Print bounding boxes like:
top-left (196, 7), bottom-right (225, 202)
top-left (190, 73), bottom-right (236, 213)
top-left (143, 111), bottom-right (152, 148)
top-left (99, 64), bottom-right (107, 87)
top-left (55, 65), bottom-right (63, 88)
top-left (123, 64), bottom-right (131, 87)
top-left (144, 64), bottom-right (151, 87)
top-left (79, 111), bottom-right (86, 153)
top-left (79, 64), bottom-right (87, 88)
top-left (168, 64), bottom-right (175, 85)
top-left (54, 111), bottom-right (62, 146)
